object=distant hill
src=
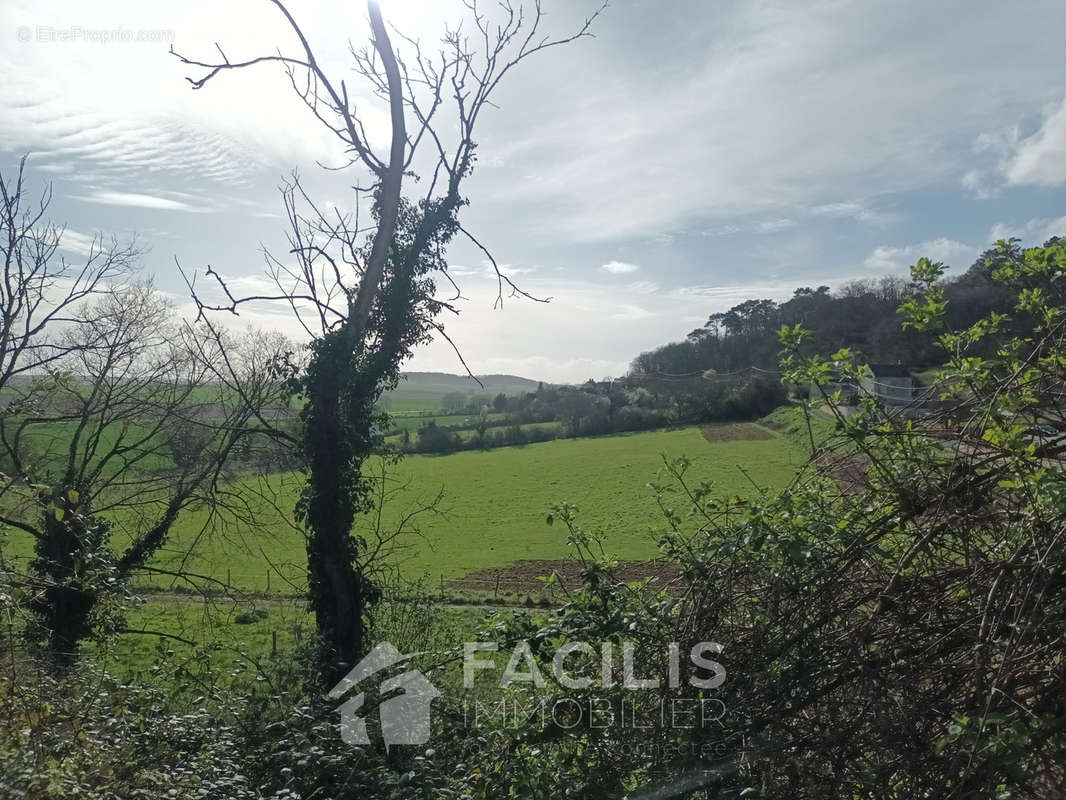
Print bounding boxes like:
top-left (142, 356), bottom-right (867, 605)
top-left (400, 372), bottom-right (542, 392)
top-left (380, 372), bottom-right (543, 412)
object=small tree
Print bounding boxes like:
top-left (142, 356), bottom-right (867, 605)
top-left (0, 159), bottom-right (132, 663)
top-left (474, 409), bottom-right (490, 448)
top-left (1, 281), bottom-right (289, 666)
top-left (416, 421), bottom-right (457, 454)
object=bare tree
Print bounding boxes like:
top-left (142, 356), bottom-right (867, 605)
top-left (173, 0), bottom-right (604, 682)
top-left (0, 158), bottom-right (134, 661)
top-left (0, 157), bottom-right (137, 421)
top-left (0, 283), bottom-right (291, 667)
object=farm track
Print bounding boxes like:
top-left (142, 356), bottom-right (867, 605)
top-left (132, 553), bottom-right (686, 610)
top-left (131, 588), bottom-right (534, 614)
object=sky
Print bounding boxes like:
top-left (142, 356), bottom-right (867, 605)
top-left (2, 0), bottom-right (1066, 383)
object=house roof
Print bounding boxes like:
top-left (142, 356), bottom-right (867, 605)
top-left (866, 364), bottom-right (911, 378)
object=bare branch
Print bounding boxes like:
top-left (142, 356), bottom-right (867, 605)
top-left (457, 223), bottom-right (552, 309)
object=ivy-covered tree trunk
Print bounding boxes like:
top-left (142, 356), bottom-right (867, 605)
top-left (27, 482), bottom-right (195, 671)
top-left (302, 333), bottom-right (373, 682)
top-left (28, 491), bottom-right (111, 670)
top-left (298, 0), bottom-right (408, 685)
top-left (301, 198), bottom-right (463, 683)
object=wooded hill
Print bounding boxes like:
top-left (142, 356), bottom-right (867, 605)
top-left (631, 236), bottom-right (1064, 377)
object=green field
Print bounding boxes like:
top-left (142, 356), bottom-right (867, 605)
top-left (384, 425), bottom-right (801, 578)
top-left (0, 419), bottom-right (811, 681)
top-left (19, 420), bottom-right (178, 477)
top-left (1, 422), bottom-right (806, 594)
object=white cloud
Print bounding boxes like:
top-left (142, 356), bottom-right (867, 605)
top-left (4, 0), bottom-right (1066, 384)
top-left (71, 190), bottom-right (200, 211)
top-left (471, 355), bottom-right (630, 384)
top-left (611, 303), bottom-right (653, 321)
top-left (987, 223), bottom-right (1015, 243)
top-left (700, 217), bottom-right (798, 236)
top-left (1004, 97), bottom-right (1066, 187)
top-left (626, 280), bottom-right (659, 294)
top-left (809, 202), bottom-right (860, 217)
top-left (988, 215), bottom-right (1066, 246)
top-left (58, 228), bottom-right (100, 256)
top-left (600, 260), bottom-right (640, 274)
top-left (473, 0), bottom-right (1066, 242)
top-left (495, 263), bottom-right (537, 277)
top-left (405, 274), bottom-right (846, 382)
top-left (2, 0), bottom-right (1064, 254)
top-left (647, 232), bottom-right (677, 246)
top-left (755, 218), bottom-right (797, 233)
top-left (974, 97), bottom-right (1066, 194)
top-left (447, 264), bottom-right (481, 278)
top-left (864, 237), bottom-right (977, 273)
top-left (701, 207), bottom-right (889, 239)
top-left (675, 284), bottom-right (796, 300)
top-left (809, 201), bottom-right (896, 224)
top-left (0, 0), bottom-right (392, 198)
top-left (701, 224), bottom-right (744, 237)
top-left (960, 168), bottom-right (999, 199)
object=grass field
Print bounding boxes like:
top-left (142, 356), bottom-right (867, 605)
top-left (19, 420), bottom-right (176, 476)
top-left (1, 421), bottom-right (807, 596)
top-left (0, 416), bottom-right (812, 679)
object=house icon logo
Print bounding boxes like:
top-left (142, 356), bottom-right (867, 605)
top-left (328, 641), bottom-right (440, 750)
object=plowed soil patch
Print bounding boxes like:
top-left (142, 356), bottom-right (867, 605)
top-left (700, 423), bottom-right (776, 442)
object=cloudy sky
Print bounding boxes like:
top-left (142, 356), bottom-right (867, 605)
top-left (3, 0), bottom-right (1066, 382)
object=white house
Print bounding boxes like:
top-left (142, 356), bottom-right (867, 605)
top-left (859, 364), bottom-right (914, 406)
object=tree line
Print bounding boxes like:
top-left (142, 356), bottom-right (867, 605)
top-left (631, 238), bottom-right (1062, 379)
top-left (395, 372), bottom-right (784, 454)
